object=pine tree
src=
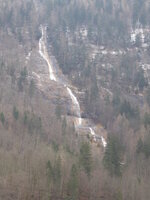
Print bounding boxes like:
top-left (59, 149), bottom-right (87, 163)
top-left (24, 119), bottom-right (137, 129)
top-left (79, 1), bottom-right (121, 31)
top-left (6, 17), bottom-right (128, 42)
top-left (46, 160), bottom-right (54, 186)
top-left (136, 138), bottom-right (143, 154)
top-left (0, 112), bottom-right (5, 125)
top-left (146, 88), bottom-right (150, 107)
top-left (53, 156), bottom-right (61, 186)
top-left (55, 104), bottom-right (61, 120)
top-left (67, 164), bottom-right (79, 200)
top-left (103, 136), bottom-right (122, 176)
top-left (13, 106), bottom-right (19, 120)
top-left (79, 142), bottom-right (92, 178)
top-left (29, 79), bottom-right (35, 98)
top-left (46, 157), bottom-right (62, 194)
top-left (62, 117), bottom-right (67, 135)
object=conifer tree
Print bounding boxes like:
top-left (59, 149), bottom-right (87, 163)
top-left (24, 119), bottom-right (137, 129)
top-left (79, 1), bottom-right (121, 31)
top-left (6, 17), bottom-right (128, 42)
top-left (103, 136), bottom-right (122, 176)
top-left (0, 112), bottom-right (5, 125)
top-left (67, 164), bottom-right (79, 200)
top-left (79, 142), bottom-right (92, 178)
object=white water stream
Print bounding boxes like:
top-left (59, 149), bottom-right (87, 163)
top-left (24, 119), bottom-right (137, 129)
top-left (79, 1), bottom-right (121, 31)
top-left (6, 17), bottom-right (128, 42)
top-left (39, 27), bottom-right (56, 81)
top-left (66, 87), bottom-right (82, 126)
top-left (39, 26), bottom-right (106, 147)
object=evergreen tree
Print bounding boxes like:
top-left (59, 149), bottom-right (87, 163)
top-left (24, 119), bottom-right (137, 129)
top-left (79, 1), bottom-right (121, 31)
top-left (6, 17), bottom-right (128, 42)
top-left (143, 136), bottom-right (150, 158)
top-left (79, 142), bottom-right (92, 178)
top-left (23, 112), bottom-right (28, 125)
top-left (13, 106), bottom-right (19, 120)
top-left (52, 141), bottom-right (59, 152)
top-left (146, 88), bottom-right (150, 107)
top-left (134, 69), bottom-right (148, 91)
top-left (53, 156), bottom-right (61, 186)
top-left (136, 136), bottom-right (150, 158)
top-left (90, 76), bottom-right (99, 102)
top-left (103, 136), bottom-right (122, 176)
top-left (144, 113), bottom-right (150, 128)
top-left (55, 104), bottom-right (62, 120)
top-left (62, 117), bottom-right (67, 135)
top-left (0, 112), bottom-right (5, 125)
top-left (29, 79), bottom-right (35, 98)
top-left (136, 138), bottom-right (143, 154)
top-left (67, 164), bottom-right (79, 200)
top-left (18, 67), bottom-right (28, 92)
top-left (46, 160), bottom-right (54, 187)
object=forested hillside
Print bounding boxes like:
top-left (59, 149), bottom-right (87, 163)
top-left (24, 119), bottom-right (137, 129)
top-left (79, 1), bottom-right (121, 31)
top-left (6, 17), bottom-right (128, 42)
top-left (1, 0), bottom-right (150, 199)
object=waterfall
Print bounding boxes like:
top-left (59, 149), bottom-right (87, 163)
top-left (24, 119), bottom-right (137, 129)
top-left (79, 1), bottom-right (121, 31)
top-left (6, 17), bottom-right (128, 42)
top-left (66, 87), bottom-right (82, 126)
top-left (38, 25), bottom-right (107, 147)
top-left (39, 26), bottom-right (82, 126)
top-left (39, 27), bottom-right (57, 81)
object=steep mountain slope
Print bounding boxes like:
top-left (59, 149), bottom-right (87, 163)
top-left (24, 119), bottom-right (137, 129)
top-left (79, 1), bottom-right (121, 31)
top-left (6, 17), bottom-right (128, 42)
top-left (1, 0), bottom-right (150, 199)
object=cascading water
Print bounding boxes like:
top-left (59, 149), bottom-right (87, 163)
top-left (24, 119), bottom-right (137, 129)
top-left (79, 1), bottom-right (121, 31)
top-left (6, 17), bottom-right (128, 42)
top-left (101, 136), bottom-right (107, 148)
top-left (39, 26), bottom-right (82, 127)
top-left (39, 27), bottom-right (56, 81)
top-left (38, 25), bottom-right (107, 147)
top-left (66, 87), bottom-right (82, 126)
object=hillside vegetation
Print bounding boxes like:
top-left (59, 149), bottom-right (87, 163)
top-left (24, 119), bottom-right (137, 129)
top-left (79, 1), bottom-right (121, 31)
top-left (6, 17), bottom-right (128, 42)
top-left (1, 0), bottom-right (150, 199)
